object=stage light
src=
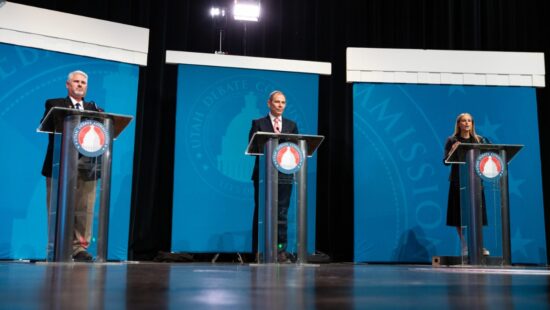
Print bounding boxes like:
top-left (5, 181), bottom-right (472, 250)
top-left (210, 7), bottom-right (225, 18)
top-left (233, 0), bottom-right (261, 22)
top-left (210, 6), bottom-right (228, 54)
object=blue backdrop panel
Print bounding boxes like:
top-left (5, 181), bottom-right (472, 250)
top-left (0, 43), bottom-right (138, 260)
top-left (353, 83), bottom-right (546, 264)
top-left (172, 64), bottom-right (318, 253)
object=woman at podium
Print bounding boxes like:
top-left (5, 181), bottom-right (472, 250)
top-left (443, 112), bottom-right (490, 256)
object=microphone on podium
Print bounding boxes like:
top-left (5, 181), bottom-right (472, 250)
top-left (90, 101), bottom-right (104, 112)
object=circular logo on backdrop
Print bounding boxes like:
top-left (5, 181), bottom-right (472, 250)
top-left (272, 142), bottom-right (304, 174)
top-left (475, 152), bottom-right (504, 181)
top-left (72, 120), bottom-right (110, 157)
top-left (353, 84), bottom-right (454, 260)
top-left (182, 72), bottom-right (307, 199)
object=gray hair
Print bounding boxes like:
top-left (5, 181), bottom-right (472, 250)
top-left (268, 90), bottom-right (285, 101)
top-left (67, 70), bottom-right (88, 82)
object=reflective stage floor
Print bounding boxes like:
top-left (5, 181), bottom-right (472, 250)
top-left (1, 262), bottom-right (549, 309)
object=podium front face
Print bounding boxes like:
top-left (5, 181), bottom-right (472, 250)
top-left (247, 132), bottom-right (322, 264)
top-left (47, 114), bottom-right (114, 262)
top-left (445, 143), bottom-right (523, 266)
top-left (459, 149), bottom-right (505, 266)
top-left (257, 138), bottom-right (308, 264)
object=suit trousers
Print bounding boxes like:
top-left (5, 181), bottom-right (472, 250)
top-left (252, 178), bottom-right (293, 253)
top-left (46, 176), bottom-right (97, 255)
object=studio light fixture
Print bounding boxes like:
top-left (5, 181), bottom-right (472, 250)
top-left (210, 5), bottom-right (228, 54)
top-left (210, 7), bottom-right (225, 18)
top-left (233, 0), bottom-right (261, 22)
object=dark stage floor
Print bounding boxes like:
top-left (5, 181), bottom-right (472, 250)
top-left (1, 261), bottom-right (549, 309)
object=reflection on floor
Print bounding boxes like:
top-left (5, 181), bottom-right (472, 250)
top-left (0, 262), bottom-right (549, 308)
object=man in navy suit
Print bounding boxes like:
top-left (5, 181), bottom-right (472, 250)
top-left (41, 70), bottom-right (101, 262)
top-left (248, 90), bottom-right (298, 263)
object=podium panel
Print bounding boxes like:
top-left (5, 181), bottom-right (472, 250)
top-left (257, 152), bottom-right (300, 263)
top-left (39, 108), bottom-right (132, 262)
top-left (249, 133), bottom-right (323, 264)
top-left (459, 165), bottom-right (505, 264)
top-left (448, 143), bottom-right (523, 266)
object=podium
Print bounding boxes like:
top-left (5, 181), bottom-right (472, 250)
top-left (444, 143), bottom-right (523, 266)
top-left (246, 132), bottom-right (324, 264)
top-left (38, 107), bottom-right (132, 262)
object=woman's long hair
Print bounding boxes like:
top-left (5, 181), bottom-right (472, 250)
top-left (452, 112), bottom-right (481, 143)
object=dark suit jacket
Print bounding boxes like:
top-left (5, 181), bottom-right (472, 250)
top-left (248, 115), bottom-right (299, 181)
top-left (41, 97), bottom-right (100, 177)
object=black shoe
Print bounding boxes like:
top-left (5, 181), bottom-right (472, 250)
top-left (73, 251), bottom-right (93, 262)
top-left (277, 251), bottom-right (292, 264)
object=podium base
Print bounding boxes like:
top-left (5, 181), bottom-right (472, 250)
top-left (432, 256), bottom-right (504, 267)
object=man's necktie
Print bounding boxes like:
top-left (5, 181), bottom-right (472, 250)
top-left (274, 117), bottom-right (281, 133)
top-left (75, 102), bottom-right (82, 110)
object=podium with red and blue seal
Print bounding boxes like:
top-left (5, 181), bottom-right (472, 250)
top-left (246, 132), bottom-right (323, 264)
top-left (38, 107), bottom-right (132, 262)
top-left (443, 143), bottom-right (523, 266)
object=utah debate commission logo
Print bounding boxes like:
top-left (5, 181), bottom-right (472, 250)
top-left (475, 152), bottom-right (504, 182)
top-left (272, 142), bottom-right (304, 174)
top-left (72, 120), bottom-right (110, 157)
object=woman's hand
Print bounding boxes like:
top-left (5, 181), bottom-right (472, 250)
top-left (450, 141), bottom-right (461, 154)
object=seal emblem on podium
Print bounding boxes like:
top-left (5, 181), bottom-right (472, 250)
top-left (272, 142), bottom-right (304, 174)
top-left (72, 120), bottom-right (110, 157)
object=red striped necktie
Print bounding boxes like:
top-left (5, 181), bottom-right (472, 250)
top-left (274, 117), bottom-right (281, 133)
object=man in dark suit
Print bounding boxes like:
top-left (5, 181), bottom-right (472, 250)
top-left (248, 90), bottom-right (298, 263)
top-left (41, 70), bottom-right (101, 262)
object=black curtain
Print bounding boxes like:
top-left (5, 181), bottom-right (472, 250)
top-left (12, 0), bottom-right (550, 262)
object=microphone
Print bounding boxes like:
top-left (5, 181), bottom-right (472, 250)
top-left (90, 101), bottom-right (104, 112)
